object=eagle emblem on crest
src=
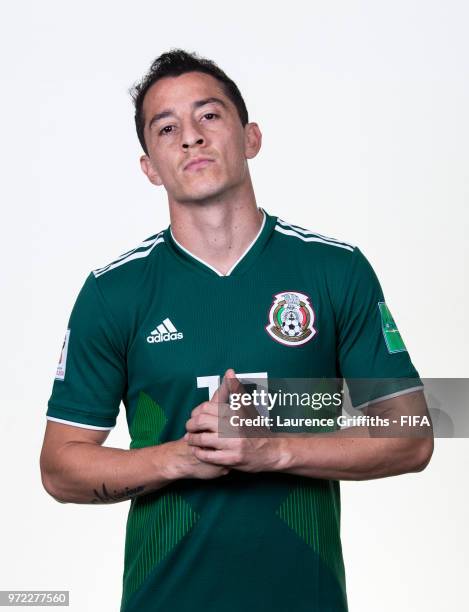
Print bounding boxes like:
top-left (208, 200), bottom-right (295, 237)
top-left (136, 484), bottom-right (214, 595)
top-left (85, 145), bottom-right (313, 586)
top-left (265, 291), bottom-right (316, 346)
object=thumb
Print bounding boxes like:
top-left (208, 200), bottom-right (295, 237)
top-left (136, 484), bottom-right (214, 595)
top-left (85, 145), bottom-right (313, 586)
top-left (224, 369), bottom-right (245, 395)
top-left (212, 369), bottom-right (243, 403)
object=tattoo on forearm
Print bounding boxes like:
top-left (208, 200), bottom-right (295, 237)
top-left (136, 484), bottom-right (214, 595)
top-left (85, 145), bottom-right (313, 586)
top-left (90, 483), bottom-right (146, 504)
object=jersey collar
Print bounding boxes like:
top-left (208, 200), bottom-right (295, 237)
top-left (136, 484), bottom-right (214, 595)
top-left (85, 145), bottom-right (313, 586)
top-left (164, 207), bottom-right (277, 278)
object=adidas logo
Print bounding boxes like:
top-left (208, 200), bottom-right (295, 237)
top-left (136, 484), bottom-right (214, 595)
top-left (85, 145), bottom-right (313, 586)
top-left (147, 318), bottom-right (183, 344)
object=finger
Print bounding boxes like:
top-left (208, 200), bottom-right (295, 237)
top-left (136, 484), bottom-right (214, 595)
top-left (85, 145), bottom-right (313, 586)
top-left (212, 369), bottom-right (245, 404)
top-left (186, 432), bottom-right (224, 449)
top-left (224, 369), bottom-right (246, 396)
top-left (191, 401), bottom-right (218, 419)
top-left (192, 446), bottom-right (231, 465)
top-left (211, 370), bottom-right (232, 404)
top-left (186, 413), bottom-right (219, 433)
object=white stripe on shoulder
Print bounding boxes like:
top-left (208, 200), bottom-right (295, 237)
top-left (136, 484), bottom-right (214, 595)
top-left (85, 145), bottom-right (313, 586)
top-left (47, 416), bottom-right (114, 430)
top-left (276, 217), bottom-right (355, 249)
top-left (93, 232), bottom-right (165, 278)
top-left (93, 235), bottom-right (159, 274)
top-left (275, 224), bottom-right (354, 252)
top-left (93, 232), bottom-right (163, 274)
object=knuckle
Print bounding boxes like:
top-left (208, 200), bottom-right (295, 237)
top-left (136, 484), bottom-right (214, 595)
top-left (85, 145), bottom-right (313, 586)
top-left (194, 446), bottom-right (203, 458)
top-left (232, 451), bottom-right (242, 464)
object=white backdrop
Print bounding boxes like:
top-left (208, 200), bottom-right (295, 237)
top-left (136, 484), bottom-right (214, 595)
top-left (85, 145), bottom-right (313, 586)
top-left (1, 1), bottom-right (468, 610)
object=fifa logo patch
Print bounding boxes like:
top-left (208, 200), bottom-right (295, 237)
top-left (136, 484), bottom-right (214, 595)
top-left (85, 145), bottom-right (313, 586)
top-left (55, 329), bottom-right (70, 381)
top-left (265, 291), bottom-right (316, 346)
top-left (378, 302), bottom-right (407, 354)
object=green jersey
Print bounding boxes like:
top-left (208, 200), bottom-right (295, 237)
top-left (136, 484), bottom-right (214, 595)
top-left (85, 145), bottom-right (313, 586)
top-left (47, 208), bottom-right (422, 611)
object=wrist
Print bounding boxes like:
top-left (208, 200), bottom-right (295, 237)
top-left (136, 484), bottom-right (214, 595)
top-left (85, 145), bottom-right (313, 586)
top-left (270, 436), bottom-right (295, 472)
top-left (151, 441), bottom-right (185, 483)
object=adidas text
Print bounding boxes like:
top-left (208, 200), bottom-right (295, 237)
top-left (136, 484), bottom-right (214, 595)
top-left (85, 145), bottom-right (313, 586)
top-left (147, 331), bottom-right (183, 343)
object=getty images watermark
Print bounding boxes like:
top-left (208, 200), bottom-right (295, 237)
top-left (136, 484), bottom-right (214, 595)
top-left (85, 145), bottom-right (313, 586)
top-left (214, 378), bottom-right (468, 438)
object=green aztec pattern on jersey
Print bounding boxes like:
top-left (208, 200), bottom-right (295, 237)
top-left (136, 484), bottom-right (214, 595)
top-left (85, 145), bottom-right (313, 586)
top-left (47, 208), bottom-right (422, 612)
top-left (129, 392), bottom-right (167, 448)
top-left (122, 491), bottom-right (199, 609)
top-left (276, 480), bottom-right (345, 589)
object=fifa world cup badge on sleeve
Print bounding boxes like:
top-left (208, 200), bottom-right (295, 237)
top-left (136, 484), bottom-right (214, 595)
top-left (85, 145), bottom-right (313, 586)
top-left (378, 302), bottom-right (407, 353)
top-left (55, 329), bottom-right (70, 381)
top-left (265, 291), bottom-right (316, 346)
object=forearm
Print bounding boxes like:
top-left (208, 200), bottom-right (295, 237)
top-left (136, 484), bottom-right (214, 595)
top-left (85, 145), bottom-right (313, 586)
top-left (276, 428), bottom-right (434, 481)
top-left (41, 441), bottom-right (179, 504)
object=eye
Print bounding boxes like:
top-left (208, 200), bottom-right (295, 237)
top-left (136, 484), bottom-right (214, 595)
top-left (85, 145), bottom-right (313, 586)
top-left (159, 125), bottom-right (176, 136)
top-left (203, 112), bottom-right (218, 121)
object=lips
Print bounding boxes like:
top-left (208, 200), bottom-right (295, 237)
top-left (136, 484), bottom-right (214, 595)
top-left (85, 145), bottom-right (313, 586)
top-left (184, 157), bottom-right (214, 171)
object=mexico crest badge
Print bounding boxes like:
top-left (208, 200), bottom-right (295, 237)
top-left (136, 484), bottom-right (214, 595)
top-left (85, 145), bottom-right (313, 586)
top-left (265, 291), bottom-right (316, 346)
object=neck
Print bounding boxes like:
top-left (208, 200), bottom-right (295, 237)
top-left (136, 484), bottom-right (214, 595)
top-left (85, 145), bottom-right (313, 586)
top-left (168, 182), bottom-right (263, 276)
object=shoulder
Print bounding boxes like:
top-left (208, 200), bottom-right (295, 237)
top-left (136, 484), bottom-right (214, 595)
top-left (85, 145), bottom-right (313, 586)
top-left (72, 229), bottom-right (167, 340)
top-left (85, 229), bottom-right (167, 317)
top-left (269, 215), bottom-right (380, 292)
top-left (91, 229), bottom-right (166, 282)
top-left (272, 215), bottom-right (356, 261)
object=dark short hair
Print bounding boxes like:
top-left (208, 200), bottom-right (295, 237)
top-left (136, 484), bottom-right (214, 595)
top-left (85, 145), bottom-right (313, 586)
top-left (129, 48), bottom-right (249, 154)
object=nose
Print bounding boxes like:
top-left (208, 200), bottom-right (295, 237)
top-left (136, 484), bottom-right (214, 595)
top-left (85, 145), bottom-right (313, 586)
top-left (181, 119), bottom-right (205, 150)
top-left (182, 136), bottom-right (204, 149)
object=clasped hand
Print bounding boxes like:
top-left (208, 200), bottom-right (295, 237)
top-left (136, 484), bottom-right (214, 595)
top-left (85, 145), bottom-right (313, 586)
top-left (184, 369), bottom-right (280, 473)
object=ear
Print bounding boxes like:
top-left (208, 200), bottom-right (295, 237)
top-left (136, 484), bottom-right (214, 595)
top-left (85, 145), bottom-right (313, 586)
top-left (140, 155), bottom-right (163, 186)
top-left (244, 122), bottom-right (262, 159)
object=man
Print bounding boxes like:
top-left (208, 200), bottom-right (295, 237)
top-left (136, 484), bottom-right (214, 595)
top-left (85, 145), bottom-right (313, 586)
top-left (40, 49), bottom-right (433, 611)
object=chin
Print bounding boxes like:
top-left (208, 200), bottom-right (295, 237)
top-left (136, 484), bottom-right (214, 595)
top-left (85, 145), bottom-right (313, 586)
top-left (178, 183), bottom-right (230, 204)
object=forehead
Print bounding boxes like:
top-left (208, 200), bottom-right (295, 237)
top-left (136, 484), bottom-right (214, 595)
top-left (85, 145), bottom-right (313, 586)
top-left (142, 71), bottom-right (232, 119)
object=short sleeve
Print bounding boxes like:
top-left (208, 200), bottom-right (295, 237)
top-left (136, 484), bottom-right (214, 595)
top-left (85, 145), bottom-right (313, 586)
top-left (46, 273), bottom-right (127, 429)
top-left (335, 247), bottom-right (423, 409)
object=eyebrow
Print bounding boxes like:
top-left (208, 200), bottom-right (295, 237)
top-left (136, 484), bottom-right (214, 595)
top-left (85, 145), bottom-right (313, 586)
top-left (147, 97), bottom-right (228, 131)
